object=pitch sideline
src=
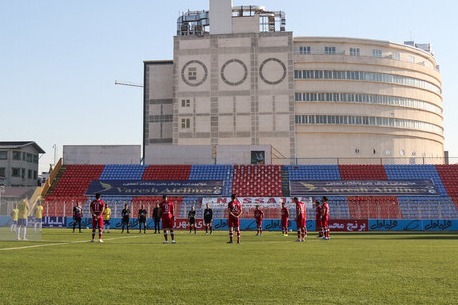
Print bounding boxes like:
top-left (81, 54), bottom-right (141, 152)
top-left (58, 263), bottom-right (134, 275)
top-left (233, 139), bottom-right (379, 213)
top-left (0, 235), bottom-right (139, 251)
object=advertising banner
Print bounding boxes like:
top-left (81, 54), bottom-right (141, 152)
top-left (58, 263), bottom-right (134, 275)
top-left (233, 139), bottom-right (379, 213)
top-left (64, 218), bottom-right (458, 231)
top-left (328, 219), bottom-right (368, 232)
top-left (290, 179), bottom-right (439, 196)
top-left (85, 180), bottom-right (224, 197)
top-left (202, 197), bottom-right (312, 205)
top-left (210, 219), bottom-right (314, 232)
top-left (368, 219), bottom-right (458, 231)
top-left (43, 216), bottom-right (66, 228)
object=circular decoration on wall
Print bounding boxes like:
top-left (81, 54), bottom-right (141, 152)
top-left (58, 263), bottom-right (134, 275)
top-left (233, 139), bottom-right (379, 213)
top-left (181, 60), bottom-right (208, 87)
top-left (259, 57), bottom-right (287, 85)
top-left (221, 59), bottom-right (248, 86)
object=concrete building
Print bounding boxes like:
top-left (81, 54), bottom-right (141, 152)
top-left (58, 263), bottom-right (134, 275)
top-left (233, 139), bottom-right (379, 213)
top-left (143, 0), bottom-right (443, 165)
top-left (0, 141), bottom-right (45, 186)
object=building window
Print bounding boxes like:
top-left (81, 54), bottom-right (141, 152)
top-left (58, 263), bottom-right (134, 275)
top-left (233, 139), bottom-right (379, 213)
top-left (372, 49), bottom-right (382, 57)
top-left (355, 148), bottom-right (360, 154)
top-left (21, 168), bottom-right (25, 178)
top-left (299, 46), bottom-right (311, 54)
top-left (294, 114), bottom-right (442, 134)
top-left (181, 99), bottom-right (191, 107)
top-left (0, 151), bottom-right (7, 160)
top-left (13, 151), bottom-right (21, 160)
top-left (28, 169), bottom-right (32, 179)
top-left (392, 52), bottom-right (400, 60)
top-left (26, 153), bottom-right (33, 163)
top-left (325, 46), bottom-right (336, 54)
top-left (188, 67), bottom-right (197, 80)
top-left (181, 118), bottom-right (191, 129)
top-left (349, 48), bottom-right (360, 56)
top-left (293, 70), bottom-right (441, 94)
top-left (12, 168), bottom-right (20, 177)
top-left (0, 167), bottom-right (5, 177)
top-left (408, 55), bottom-right (415, 63)
top-left (33, 155), bottom-right (38, 164)
top-left (22, 152), bottom-right (26, 161)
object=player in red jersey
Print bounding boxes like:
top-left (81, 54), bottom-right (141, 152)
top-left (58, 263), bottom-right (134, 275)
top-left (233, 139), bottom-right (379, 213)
top-left (314, 200), bottom-right (323, 238)
top-left (293, 197), bottom-right (307, 242)
top-left (321, 196), bottom-right (330, 240)
top-left (254, 205), bottom-right (264, 236)
top-left (90, 193), bottom-right (105, 243)
top-left (159, 194), bottom-right (175, 244)
top-left (280, 200), bottom-right (289, 236)
top-left (227, 194), bottom-right (242, 244)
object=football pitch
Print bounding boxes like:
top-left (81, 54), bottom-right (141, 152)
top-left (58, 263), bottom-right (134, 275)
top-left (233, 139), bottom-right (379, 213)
top-left (0, 229), bottom-right (457, 305)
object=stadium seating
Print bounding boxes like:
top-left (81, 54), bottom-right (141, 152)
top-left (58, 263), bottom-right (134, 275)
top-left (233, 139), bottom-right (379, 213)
top-left (47, 165), bottom-right (105, 198)
top-left (142, 165), bottom-right (191, 180)
top-left (41, 163), bottom-right (458, 220)
top-left (189, 165), bottom-right (234, 196)
top-left (436, 164), bottom-right (458, 197)
top-left (99, 164), bottom-right (147, 180)
top-left (384, 165), bottom-right (448, 196)
top-left (231, 165), bottom-right (282, 197)
top-left (347, 196), bottom-right (400, 219)
top-left (286, 165), bottom-right (341, 180)
top-left (339, 165), bottom-right (388, 180)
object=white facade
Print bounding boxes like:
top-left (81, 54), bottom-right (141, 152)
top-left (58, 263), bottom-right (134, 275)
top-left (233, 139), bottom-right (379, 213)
top-left (293, 37), bottom-right (443, 164)
top-left (143, 2), bottom-right (444, 165)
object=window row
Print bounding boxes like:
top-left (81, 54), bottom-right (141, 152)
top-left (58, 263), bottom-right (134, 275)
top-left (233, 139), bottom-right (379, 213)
top-left (0, 151), bottom-right (39, 163)
top-left (296, 46), bottom-right (428, 67)
top-left (294, 92), bottom-right (442, 115)
top-left (1, 167), bottom-right (38, 179)
top-left (295, 115), bottom-right (443, 135)
top-left (294, 70), bottom-right (441, 94)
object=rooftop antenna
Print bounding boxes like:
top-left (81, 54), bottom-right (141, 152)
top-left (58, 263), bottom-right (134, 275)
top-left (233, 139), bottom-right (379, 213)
top-left (114, 80), bottom-right (143, 88)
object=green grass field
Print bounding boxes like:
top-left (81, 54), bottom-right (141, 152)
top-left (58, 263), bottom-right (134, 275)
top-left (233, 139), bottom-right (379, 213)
top-left (0, 229), bottom-right (457, 305)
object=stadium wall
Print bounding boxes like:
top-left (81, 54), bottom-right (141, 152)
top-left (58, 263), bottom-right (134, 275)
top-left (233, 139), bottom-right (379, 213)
top-left (63, 145), bottom-right (141, 165)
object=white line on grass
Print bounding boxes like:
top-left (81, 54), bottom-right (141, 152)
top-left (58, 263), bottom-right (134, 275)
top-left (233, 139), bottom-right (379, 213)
top-left (0, 236), bottom-right (139, 251)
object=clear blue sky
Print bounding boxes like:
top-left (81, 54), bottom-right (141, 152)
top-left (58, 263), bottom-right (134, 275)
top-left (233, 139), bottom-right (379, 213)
top-left (1, 0), bottom-right (457, 174)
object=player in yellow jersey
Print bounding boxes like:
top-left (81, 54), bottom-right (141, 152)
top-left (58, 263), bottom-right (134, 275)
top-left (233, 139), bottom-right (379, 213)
top-left (17, 198), bottom-right (30, 241)
top-left (10, 204), bottom-right (19, 233)
top-left (103, 204), bottom-right (112, 233)
top-left (34, 201), bottom-right (44, 233)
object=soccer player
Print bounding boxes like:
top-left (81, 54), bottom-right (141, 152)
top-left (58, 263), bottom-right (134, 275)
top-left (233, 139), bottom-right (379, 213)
top-left (17, 198), bottom-right (30, 241)
top-left (152, 202), bottom-right (160, 234)
top-left (293, 197), bottom-right (307, 242)
top-left (227, 194), bottom-right (242, 244)
top-left (203, 203), bottom-right (213, 235)
top-left (73, 202), bottom-right (83, 233)
top-left (188, 205), bottom-right (196, 234)
top-left (103, 203), bottom-right (111, 233)
top-left (280, 200), bottom-right (289, 236)
top-left (159, 195), bottom-right (175, 244)
top-left (10, 204), bottom-right (19, 233)
top-left (138, 204), bottom-right (147, 234)
top-left (314, 200), bottom-right (323, 238)
top-left (90, 193), bottom-right (105, 243)
top-left (34, 201), bottom-right (44, 233)
top-left (121, 203), bottom-right (131, 233)
top-left (254, 205), bottom-right (264, 236)
top-left (321, 196), bottom-right (330, 240)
